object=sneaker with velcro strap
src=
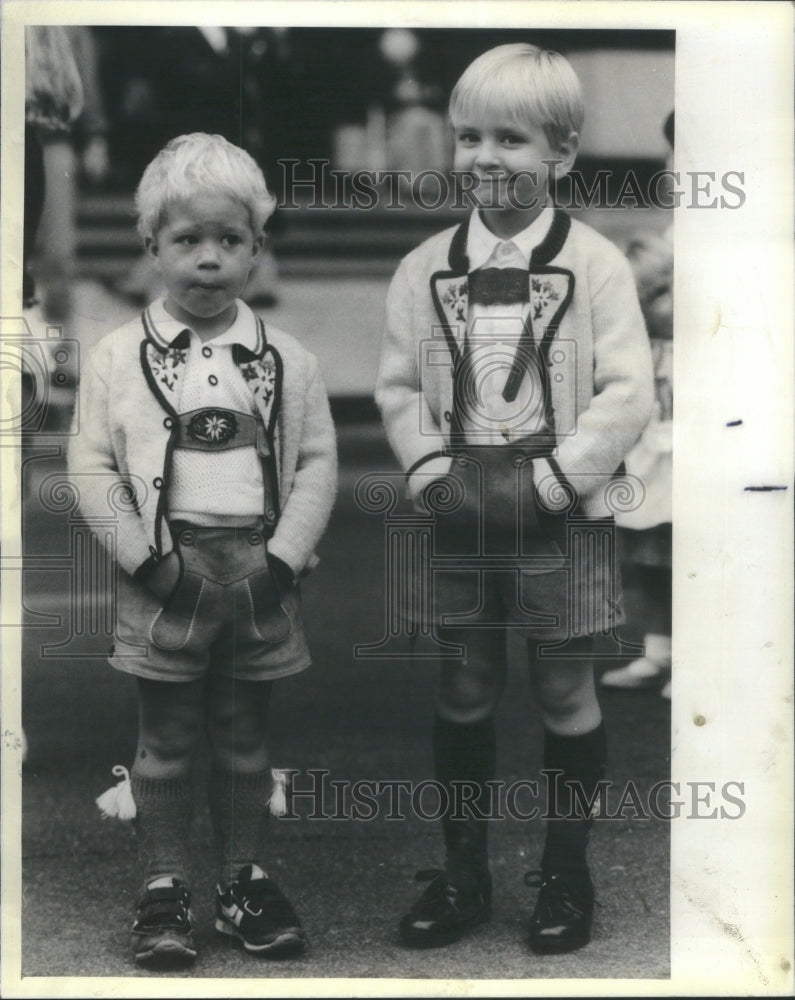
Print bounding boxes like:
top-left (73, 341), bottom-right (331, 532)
top-left (131, 876), bottom-right (197, 965)
top-left (215, 864), bottom-right (306, 957)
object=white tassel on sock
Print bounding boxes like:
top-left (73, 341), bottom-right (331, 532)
top-left (645, 633), bottom-right (672, 668)
top-left (268, 768), bottom-right (290, 817)
top-left (95, 764), bottom-right (136, 821)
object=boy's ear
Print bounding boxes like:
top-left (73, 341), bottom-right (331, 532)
top-left (251, 233), bottom-right (265, 261)
top-left (554, 131), bottom-right (580, 179)
top-left (144, 236), bottom-right (159, 261)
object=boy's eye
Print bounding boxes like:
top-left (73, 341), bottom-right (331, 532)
top-left (500, 133), bottom-right (526, 146)
top-left (222, 235), bottom-right (243, 248)
top-left (456, 132), bottom-right (479, 145)
top-left (176, 234), bottom-right (198, 245)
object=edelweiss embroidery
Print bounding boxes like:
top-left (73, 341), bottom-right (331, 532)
top-left (441, 280), bottom-right (468, 322)
top-left (150, 347), bottom-right (187, 393)
top-left (241, 360), bottom-right (276, 405)
top-left (530, 278), bottom-right (561, 323)
top-left (187, 409), bottom-right (239, 444)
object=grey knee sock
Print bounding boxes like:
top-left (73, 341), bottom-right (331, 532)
top-left (207, 765), bottom-right (271, 887)
top-left (130, 772), bottom-right (194, 889)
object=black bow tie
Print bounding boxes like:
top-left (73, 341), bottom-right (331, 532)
top-left (468, 267), bottom-right (529, 306)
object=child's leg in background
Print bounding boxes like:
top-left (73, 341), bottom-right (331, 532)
top-left (603, 525), bottom-right (672, 692)
top-left (132, 677), bottom-right (205, 888)
top-left (205, 675), bottom-right (273, 887)
top-left (529, 638), bottom-right (606, 890)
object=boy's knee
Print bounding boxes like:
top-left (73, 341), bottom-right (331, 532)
top-left (438, 679), bottom-right (500, 724)
top-left (534, 664), bottom-right (595, 717)
top-left (138, 716), bottom-right (202, 765)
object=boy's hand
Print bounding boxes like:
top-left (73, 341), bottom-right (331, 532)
top-left (532, 457), bottom-right (575, 512)
top-left (138, 550), bottom-right (183, 603)
top-left (266, 552), bottom-right (295, 595)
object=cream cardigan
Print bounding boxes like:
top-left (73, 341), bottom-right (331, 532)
top-left (376, 210), bottom-right (655, 518)
top-left (67, 301), bottom-right (337, 579)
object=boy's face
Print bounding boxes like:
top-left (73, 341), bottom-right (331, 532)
top-left (453, 113), bottom-right (577, 230)
top-left (146, 193), bottom-right (262, 336)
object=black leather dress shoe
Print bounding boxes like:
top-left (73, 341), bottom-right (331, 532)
top-left (525, 870), bottom-right (595, 954)
top-left (399, 866), bottom-right (492, 948)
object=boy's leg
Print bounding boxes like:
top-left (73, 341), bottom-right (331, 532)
top-left (436, 627), bottom-right (505, 871)
top-left (527, 638), bottom-right (606, 953)
top-left (132, 676), bottom-right (205, 884)
top-left (205, 674), bottom-right (305, 956)
top-left (130, 676), bottom-right (205, 963)
top-left (205, 674), bottom-right (273, 885)
top-left (400, 627), bottom-right (504, 947)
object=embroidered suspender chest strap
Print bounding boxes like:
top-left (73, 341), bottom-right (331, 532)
top-left (174, 407), bottom-right (271, 456)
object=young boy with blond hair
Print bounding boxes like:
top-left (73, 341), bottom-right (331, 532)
top-left (69, 132), bottom-right (336, 965)
top-left (376, 43), bottom-right (654, 953)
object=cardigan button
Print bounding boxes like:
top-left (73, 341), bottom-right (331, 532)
top-left (153, 477), bottom-right (163, 489)
top-left (208, 374), bottom-right (218, 386)
top-left (264, 507), bottom-right (276, 521)
top-left (202, 346), bottom-right (213, 358)
top-left (443, 410), bottom-right (452, 422)
top-left (163, 417), bottom-right (173, 429)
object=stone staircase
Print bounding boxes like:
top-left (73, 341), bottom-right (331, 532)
top-left (75, 191), bottom-right (463, 281)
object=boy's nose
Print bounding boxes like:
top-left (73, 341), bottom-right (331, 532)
top-left (197, 242), bottom-right (221, 267)
top-left (475, 142), bottom-right (500, 170)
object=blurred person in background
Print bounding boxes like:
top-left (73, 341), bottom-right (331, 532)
top-left (98, 26), bottom-right (293, 307)
top-left (21, 24), bottom-right (85, 763)
top-left (379, 28), bottom-right (448, 175)
top-left (33, 25), bottom-right (110, 324)
top-left (24, 25), bottom-right (84, 312)
top-left (602, 112), bottom-right (674, 700)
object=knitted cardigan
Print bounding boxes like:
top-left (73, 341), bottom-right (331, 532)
top-left (67, 302), bottom-right (337, 579)
top-left (375, 209), bottom-right (655, 518)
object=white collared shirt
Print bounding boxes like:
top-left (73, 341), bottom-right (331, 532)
top-left (145, 298), bottom-right (266, 526)
top-left (460, 206), bottom-right (555, 445)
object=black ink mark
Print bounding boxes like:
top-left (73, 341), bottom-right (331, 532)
top-left (726, 419), bottom-right (743, 426)
top-left (744, 485), bottom-right (788, 492)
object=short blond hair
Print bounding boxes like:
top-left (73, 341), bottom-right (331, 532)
top-left (449, 43), bottom-right (584, 148)
top-left (135, 133), bottom-right (276, 241)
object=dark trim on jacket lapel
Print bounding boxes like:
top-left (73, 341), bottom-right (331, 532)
top-left (501, 264), bottom-right (576, 431)
top-left (141, 306), bottom-right (191, 353)
top-left (529, 208), bottom-right (571, 266)
top-left (430, 220), bottom-right (470, 368)
top-left (235, 316), bottom-right (283, 520)
top-left (139, 336), bottom-right (179, 419)
top-left (448, 217), bottom-right (470, 271)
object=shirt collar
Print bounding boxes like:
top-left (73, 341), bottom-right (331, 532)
top-left (467, 205), bottom-right (555, 271)
top-left (145, 297), bottom-right (262, 353)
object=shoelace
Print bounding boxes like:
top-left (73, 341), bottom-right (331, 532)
top-left (414, 868), bottom-right (459, 905)
top-left (523, 870), bottom-right (600, 914)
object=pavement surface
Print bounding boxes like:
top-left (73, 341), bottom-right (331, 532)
top-left (13, 278), bottom-right (671, 988)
